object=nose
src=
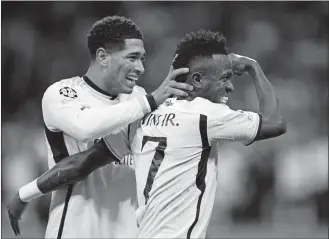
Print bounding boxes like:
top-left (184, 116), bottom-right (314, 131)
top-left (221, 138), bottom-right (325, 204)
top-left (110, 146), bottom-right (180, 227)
top-left (226, 80), bottom-right (234, 93)
top-left (135, 60), bottom-right (145, 75)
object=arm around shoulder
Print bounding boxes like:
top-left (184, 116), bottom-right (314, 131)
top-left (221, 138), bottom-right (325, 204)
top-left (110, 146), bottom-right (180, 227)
top-left (42, 82), bottom-right (154, 142)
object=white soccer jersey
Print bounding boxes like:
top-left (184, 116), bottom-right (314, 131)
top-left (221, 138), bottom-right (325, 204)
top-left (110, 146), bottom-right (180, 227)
top-left (42, 76), bottom-right (150, 238)
top-left (117, 97), bottom-right (261, 239)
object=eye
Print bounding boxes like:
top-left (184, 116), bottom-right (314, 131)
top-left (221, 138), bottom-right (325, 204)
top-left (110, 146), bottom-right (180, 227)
top-left (221, 74), bottom-right (232, 81)
top-left (128, 55), bottom-right (138, 62)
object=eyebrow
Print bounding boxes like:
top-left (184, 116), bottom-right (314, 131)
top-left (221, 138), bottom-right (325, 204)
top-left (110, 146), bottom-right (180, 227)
top-left (127, 52), bottom-right (147, 58)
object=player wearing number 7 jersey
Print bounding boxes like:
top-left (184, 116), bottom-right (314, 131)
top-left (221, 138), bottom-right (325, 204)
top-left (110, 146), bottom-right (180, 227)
top-left (8, 30), bottom-right (286, 238)
top-left (127, 31), bottom-right (285, 238)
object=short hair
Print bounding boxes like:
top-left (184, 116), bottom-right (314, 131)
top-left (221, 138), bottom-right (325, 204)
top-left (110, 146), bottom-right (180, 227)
top-left (172, 30), bottom-right (228, 82)
top-left (87, 16), bottom-right (143, 57)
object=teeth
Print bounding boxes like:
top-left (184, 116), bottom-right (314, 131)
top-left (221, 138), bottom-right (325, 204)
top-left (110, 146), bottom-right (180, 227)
top-left (127, 77), bottom-right (137, 81)
top-left (220, 96), bottom-right (228, 104)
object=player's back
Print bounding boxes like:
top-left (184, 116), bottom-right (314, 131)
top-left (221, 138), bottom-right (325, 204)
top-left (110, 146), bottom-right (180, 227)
top-left (131, 97), bottom-right (219, 239)
top-left (42, 76), bottom-right (142, 238)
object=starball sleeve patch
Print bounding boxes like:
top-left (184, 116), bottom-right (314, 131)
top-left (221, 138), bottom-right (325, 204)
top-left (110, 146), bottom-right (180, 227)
top-left (59, 86), bottom-right (78, 99)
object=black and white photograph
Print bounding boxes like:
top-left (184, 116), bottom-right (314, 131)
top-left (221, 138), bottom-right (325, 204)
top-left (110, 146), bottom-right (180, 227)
top-left (1, 1), bottom-right (328, 238)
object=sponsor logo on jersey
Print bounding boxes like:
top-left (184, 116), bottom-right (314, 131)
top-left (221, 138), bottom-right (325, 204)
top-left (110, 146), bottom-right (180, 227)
top-left (59, 86), bottom-right (78, 99)
top-left (114, 155), bottom-right (133, 165)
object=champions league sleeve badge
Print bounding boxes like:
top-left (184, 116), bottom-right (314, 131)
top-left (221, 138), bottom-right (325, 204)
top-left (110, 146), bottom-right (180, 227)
top-left (59, 87), bottom-right (78, 99)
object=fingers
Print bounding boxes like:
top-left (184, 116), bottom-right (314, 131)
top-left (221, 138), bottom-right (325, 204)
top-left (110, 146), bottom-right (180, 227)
top-left (167, 81), bottom-right (194, 98)
top-left (170, 68), bottom-right (189, 80)
top-left (170, 81), bottom-right (193, 92)
top-left (168, 65), bottom-right (174, 74)
top-left (15, 217), bottom-right (21, 235)
top-left (172, 54), bottom-right (178, 63)
top-left (167, 88), bottom-right (189, 98)
top-left (13, 215), bottom-right (20, 236)
top-left (168, 54), bottom-right (179, 75)
top-left (8, 210), bottom-right (20, 236)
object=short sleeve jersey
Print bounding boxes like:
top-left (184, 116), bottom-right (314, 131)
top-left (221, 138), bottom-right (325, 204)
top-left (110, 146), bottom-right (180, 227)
top-left (105, 97), bottom-right (260, 239)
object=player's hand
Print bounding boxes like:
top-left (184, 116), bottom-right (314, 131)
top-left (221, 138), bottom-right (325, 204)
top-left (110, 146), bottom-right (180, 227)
top-left (7, 193), bottom-right (28, 236)
top-left (229, 53), bottom-right (257, 76)
top-left (151, 63), bottom-right (192, 106)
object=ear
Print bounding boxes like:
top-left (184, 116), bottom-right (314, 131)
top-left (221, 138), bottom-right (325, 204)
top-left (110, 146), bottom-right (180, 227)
top-left (191, 72), bottom-right (204, 91)
top-left (96, 48), bottom-right (110, 66)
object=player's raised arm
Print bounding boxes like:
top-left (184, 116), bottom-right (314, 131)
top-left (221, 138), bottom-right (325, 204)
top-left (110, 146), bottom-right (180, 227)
top-left (43, 67), bottom-right (190, 143)
top-left (229, 53), bottom-right (286, 142)
top-left (7, 139), bottom-right (117, 236)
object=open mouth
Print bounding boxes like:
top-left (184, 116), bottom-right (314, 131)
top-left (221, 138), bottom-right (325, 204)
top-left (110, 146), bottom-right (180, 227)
top-left (126, 76), bottom-right (138, 82)
top-left (219, 96), bottom-right (229, 104)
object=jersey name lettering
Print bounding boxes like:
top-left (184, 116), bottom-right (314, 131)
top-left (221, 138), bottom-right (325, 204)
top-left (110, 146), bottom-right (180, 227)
top-left (142, 113), bottom-right (179, 127)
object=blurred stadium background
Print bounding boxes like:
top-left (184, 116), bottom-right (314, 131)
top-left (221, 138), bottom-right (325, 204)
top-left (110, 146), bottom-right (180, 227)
top-left (1, 1), bottom-right (328, 238)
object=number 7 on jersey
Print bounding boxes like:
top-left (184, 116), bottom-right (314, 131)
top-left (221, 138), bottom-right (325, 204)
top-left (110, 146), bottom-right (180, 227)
top-left (141, 136), bottom-right (167, 205)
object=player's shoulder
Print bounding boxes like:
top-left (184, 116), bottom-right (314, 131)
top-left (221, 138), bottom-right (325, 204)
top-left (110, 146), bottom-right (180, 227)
top-left (43, 76), bottom-right (83, 100)
top-left (45, 76), bottom-right (83, 92)
top-left (190, 97), bottom-right (232, 116)
top-left (132, 85), bottom-right (147, 95)
top-left (119, 85), bottom-right (147, 102)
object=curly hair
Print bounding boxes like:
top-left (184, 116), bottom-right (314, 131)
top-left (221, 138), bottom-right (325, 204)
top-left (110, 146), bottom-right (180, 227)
top-left (87, 16), bottom-right (143, 57)
top-left (172, 30), bottom-right (228, 82)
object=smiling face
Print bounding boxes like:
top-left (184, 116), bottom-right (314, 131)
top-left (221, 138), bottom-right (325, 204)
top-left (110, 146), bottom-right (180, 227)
top-left (104, 39), bottom-right (146, 95)
top-left (191, 54), bottom-right (234, 104)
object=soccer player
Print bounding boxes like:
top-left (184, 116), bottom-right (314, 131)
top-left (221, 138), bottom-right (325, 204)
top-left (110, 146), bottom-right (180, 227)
top-left (8, 30), bottom-right (286, 238)
top-left (132, 30), bottom-right (286, 238)
top-left (7, 16), bottom-right (191, 238)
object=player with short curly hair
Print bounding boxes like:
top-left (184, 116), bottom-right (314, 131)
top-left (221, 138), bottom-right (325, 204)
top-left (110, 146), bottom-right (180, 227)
top-left (173, 30), bottom-right (228, 84)
top-left (87, 16), bottom-right (143, 56)
top-left (7, 15), bottom-right (192, 238)
top-left (133, 30), bottom-right (285, 238)
top-left (173, 29), bottom-right (228, 68)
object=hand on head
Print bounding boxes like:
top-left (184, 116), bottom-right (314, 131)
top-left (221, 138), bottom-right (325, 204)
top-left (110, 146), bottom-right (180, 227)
top-left (151, 57), bottom-right (192, 105)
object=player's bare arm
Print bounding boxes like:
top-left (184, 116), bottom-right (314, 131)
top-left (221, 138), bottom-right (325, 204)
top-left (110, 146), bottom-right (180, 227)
top-left (229, 53), bottom-right (287, 140)
top-left (38, 139), bottom-right (114, 192)
top-left (7, 139), bottom-right (113, 236)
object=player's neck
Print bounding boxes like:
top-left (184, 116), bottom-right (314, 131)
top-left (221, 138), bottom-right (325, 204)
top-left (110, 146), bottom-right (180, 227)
top-left (176, 94), bottom-right (195, 101)
top-left (85, 66), bottom-right (116, 96)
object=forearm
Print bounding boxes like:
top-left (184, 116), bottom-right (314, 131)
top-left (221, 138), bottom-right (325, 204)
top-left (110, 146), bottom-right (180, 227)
top-left (37, 155), bottom-right (85, 193)
top-left (45, 94), bottom-right (156, 142)
top-left (249, 62), bottom-right (284, 123)
top-left (76, 98), bottom-right (149, 141)
top-left (19, 140), bottom-right (114, 202)
top-left (19, 153), bottom-right (91, 202)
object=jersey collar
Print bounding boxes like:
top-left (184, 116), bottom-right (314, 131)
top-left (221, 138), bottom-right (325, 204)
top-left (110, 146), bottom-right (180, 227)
top-left (83, 75), bottom-right (118, 100)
